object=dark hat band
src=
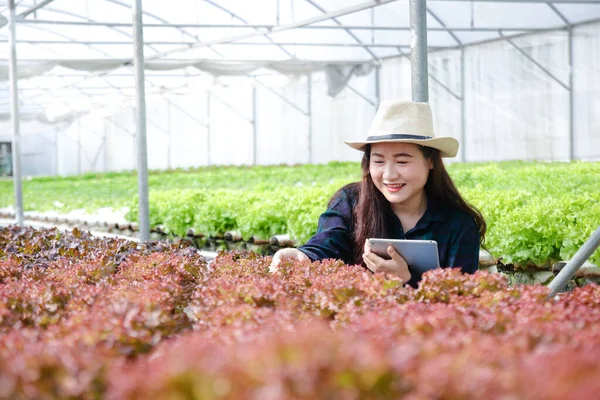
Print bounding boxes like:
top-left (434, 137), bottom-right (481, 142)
top-left (366, 134), bottom-right (433, 141)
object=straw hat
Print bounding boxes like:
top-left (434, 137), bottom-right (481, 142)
top-left (344, 101), bottom-right (459, 158)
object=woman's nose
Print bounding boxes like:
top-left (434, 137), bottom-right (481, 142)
top-left (382, 163), bottom-right (398, 180)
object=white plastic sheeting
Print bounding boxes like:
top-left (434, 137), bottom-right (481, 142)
top-left (1, 0), bottom-right (599, 175)
top-left (54, 71), bottom-right (375, 174)
top-left (45, 19), bottom-right (599, 175)
top-left (463, 33), bottom-right (571, 161)
top-left (0, 120), bottom-right (59, 175)
top-left (573, 22), bottom-right (600, 159)
top-left (2, 0), bottom-right (600, 122)
top-left (379, 22), bottom-right (600, 162)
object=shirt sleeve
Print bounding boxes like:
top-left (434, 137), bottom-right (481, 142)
top-left (445, 216), bottom-right (480, 274)
top-left (297, 189), bottom-right (355, 265)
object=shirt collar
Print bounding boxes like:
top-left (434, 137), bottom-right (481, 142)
top-left (384, 195), bottom-right (448, 228)
top-left (421, 196), bottom-right (449, 222)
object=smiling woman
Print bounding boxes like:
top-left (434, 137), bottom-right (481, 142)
top-left (270, 101), bottom-right (487, 288)
top-left (369, 143), bottom-right (433, 232)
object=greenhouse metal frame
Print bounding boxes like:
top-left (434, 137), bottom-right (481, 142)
top-left (2, 0), bottom-right (600, 292)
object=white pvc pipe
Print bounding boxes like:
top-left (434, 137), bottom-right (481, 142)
top-left (548, 226), bottom-right (600, 298)
top-left (8, 0), bottom-right (23, 226)
top-left (410, 0), bottom-right (429, 102)
top-left (133, 0), bottom-right (150, 241)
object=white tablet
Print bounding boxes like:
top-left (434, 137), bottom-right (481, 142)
top-left (367, 238), bottom-right (440, 275)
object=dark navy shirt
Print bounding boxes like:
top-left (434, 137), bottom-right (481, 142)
top-left (298, 185), bottom-right (481, 287)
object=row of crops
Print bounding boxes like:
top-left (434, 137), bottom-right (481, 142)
top-left (2, 161), bottom-right (599, 267)
top-left (1, 226), bottom-right (599, 399)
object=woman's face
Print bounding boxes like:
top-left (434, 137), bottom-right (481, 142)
top-left (369, 142), bottom-right (433, 207)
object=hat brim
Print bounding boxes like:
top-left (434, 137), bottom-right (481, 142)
top-left (343, 137), bottom-right (459, 158)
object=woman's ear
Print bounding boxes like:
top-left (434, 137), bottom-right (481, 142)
top-left (428, 159), bottom-right (434, 170)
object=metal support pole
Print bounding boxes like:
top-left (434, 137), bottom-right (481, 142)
top-left (568, 27), bottom-right (575, 161)
top-left (103, 125), bottom-right (108, 172)
top-left (346, 84), bottom-right (376, 106)
top-left (254, 79), bottom-right (308, 116)
top-left (206, 93), bottom-right (211, 166)
top-left (375, 64), bottom-right (381, 105)
top-left (500, 33), bottom-right (569, 91)
top-left (8, 0), bottom-right (23, 226)
top-left (307, 73), bottom-right (313, 164)
top-left (133, 0), bottom-right (150, 241)
top-left (78, 122), bottom-right (82, 174)
top-left (90, 135), bottom-right (105, 171)
top-left (54, 128), bottom-right (59, 175)
top-left (17, 19), bottom-right (600, 33)
top-left (17, 0), bottom-right (57, 20)
top-left (548, 225), bottom-right (600, 298)
top-left (208, 91), bottom-right (253, 123)
top-left (546, 2), bottom-right (574, 160)
top-left (410, 0), bottom-right (429, 102)
top-left (167, 102), bottom-right (172, 169)
top-left (132, 111), bottom-right (137, 170)
top-left (252, 86), bottom-right (258, 166)
top-left (460, 47), bottom-right (467, 162)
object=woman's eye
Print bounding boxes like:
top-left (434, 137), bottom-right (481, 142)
top-left (372, 161), bottom-right (384, 165)
top-left (397, 161), bottom-right (408, 165)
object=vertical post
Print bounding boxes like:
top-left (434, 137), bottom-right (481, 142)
top-left (133, 0), bottom-right (150, 241)
top-left (103, 125), bottom-right (108, 172)
top-left (78, 121), bottom-right (82, 174)
top-left (375, 65), bottom-right (381, 106)
top-left (568, 27), bottom-right (574, 161)
top-left (0, 144), bottom-right (6, 175)
top-left (206, 92), bottom-right (211, 166)
top-left (132, 110), bottom-right (136, 170)
top-left (54, 128), bottom-right (59, 175)
top-left (100, 132), bottom-right (107, 171)
top-left (460, 47), bottom-right (467, 162)
top-left (167, 101), bottom-right (172, 169)
top-left (8, 0), bottom-right (23, 226)
top-left (307, 73), bottom-right (313, 164)
top-left (410, 0), bottom-right (429, 102)
top-left (252, 86), bottom-right (257, 166)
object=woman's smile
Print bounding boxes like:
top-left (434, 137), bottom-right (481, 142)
top-left (383, 183), bottom-right (406, 193)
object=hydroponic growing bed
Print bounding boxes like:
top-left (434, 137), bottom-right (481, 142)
top-left (1, 226), bottom-right (599, 399)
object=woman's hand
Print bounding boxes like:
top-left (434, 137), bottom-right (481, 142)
top-left (269, 248), bottom-right (310, 273)
top-left (362, 240), bottom-right (411, 283)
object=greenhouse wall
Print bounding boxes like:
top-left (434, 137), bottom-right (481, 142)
top-left (42, 20), bottom-right (600, 176)
top-left (0, 120), bottom-right (57, 176)
top-left (573, 22), bottom-right (600, 160)
top-left (55, 72), bottom-right (378, 175)
top-left (463, 31), bottom-right (571, 161)
top-left (308, 71), bottom-right (377, 164)
top-left (380, 21), bottom-right (600, 163)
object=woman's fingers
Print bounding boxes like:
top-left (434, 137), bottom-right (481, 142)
top-left (268, 253), bottom-right (282, 272)
top-left (363, 246), bottom-right (411, 282)
top-left (269, 248), bottom-right (309, 273)
top-left (363, 239), bottom-right (371, 256)
top-left (387, 245), bottom-right (406, 266)
top-left (363, 250), bottom-right (386, 273)
top-left (386, 246), bottom-right (411, 282)
top-left (362, 253), bottom-right (379, 272)
top-left (269, 249), bottom-right (288, 272)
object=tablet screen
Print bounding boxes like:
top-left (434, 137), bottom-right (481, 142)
top-left (368, 238), bottom-right (440, 275)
